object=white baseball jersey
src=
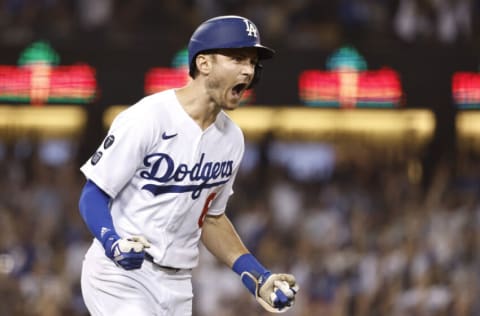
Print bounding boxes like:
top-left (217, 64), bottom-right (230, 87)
top-left (80, 89), bottom-right (244, 269)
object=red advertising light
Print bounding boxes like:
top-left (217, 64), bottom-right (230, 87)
top-left (299, 68), bottom-right (403, 108)
top-left (452, 72), bottom-right (480, 109)
top-left (0, 41), bottom-right (97, 105)
top-left (0, 64), bottom-right (97, 105)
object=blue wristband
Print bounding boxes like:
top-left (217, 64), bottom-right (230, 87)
top-left (101, 231), bottom-right (120, 252)
top-left (232, 253), bottom-right (271, 295)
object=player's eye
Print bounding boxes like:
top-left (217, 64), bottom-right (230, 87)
top-left (232, 56), bottom-right (257, 67)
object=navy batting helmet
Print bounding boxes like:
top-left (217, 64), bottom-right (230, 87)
top-left (187, 15), bottom-right (275, 86)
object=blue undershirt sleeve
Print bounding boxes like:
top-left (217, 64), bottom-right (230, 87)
top-left (78, 180), bottom-right (119, 247)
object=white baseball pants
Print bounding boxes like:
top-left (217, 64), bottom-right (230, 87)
top-left (81, 240), bottom-right (193, 316)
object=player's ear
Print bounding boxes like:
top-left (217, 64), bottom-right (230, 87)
top-left (195, 54), bottom-right (212, 75)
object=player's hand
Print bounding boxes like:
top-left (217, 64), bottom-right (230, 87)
top-left (257, 273), bottom-right (298, 313)
top-left (104, 235), bottom-right (151, 270)
top-left (242, 271), bottom-right (298, 313)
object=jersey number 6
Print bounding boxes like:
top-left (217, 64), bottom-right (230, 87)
top-left (198, 192), bottom-right (217, 227)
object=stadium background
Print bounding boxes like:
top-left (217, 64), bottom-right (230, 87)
top-left (0, 1), bottom-right (479, 315)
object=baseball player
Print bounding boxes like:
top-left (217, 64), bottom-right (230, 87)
top-left (78, 15), bottom-right (298, 316)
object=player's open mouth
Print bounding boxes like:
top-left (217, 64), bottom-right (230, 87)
top-left (232, 83), bottom-right (247, 97)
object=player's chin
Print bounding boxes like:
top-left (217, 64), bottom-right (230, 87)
top-left (225, 100), bottom-right (241, 110)
top-left (222, 97), bottom-right (241, 110)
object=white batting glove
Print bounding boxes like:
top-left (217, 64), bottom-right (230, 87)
top-left (243, 272), bottom-right (299, 313)
top-left (104, 235), bottom-right (151, 270)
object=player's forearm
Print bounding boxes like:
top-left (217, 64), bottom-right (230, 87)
top-left (201, 213), bottom-right (249, 268)
top-left (78, 180), bottom-right (119, 245)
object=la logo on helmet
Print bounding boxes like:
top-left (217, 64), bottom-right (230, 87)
top-left (243, 19), bottom-right (257, 38)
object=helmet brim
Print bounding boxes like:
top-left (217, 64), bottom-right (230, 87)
top-left (255, 45), bottom-right (275, 60)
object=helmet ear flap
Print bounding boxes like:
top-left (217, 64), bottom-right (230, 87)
top-left (247, 63), bottom-right (263, 89)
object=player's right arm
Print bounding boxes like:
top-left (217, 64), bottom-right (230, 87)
top-left (79, 180), bottom-right (150, 270)
top-left (201, 213), bottom-right (298, 313)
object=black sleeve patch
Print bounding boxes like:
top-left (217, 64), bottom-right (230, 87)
top-left (91, 151), bottom-right (103, 165)
top-left (103, 135), bottom-right (115, 149)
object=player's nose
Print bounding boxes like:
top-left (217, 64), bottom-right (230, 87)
top-left (241, 61), bottom-right (255, 80)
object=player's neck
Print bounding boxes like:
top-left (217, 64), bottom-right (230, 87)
top-left (175, 85), bottom-right (220, 130)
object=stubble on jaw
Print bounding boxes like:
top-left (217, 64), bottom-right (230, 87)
top-left (205, 62), bottom-right (228, 109)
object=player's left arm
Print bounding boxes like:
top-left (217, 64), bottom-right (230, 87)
top-left (201, 213), bottom-right (299, 313)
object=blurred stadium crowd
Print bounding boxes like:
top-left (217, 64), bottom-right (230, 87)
top-left (0, 0), bottom-right (477, 50)
top-left (0, 136), bottom-right (479, 316)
